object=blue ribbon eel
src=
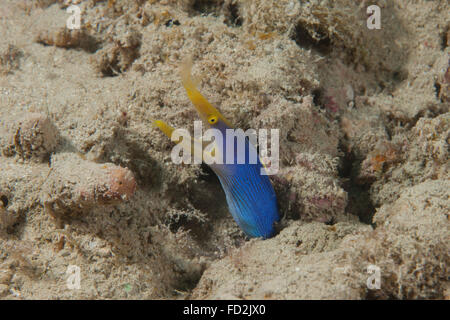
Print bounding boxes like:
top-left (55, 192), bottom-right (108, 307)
top-left (153, 59), bottom-right (279, 239)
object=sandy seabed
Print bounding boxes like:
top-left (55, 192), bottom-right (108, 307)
top-left (0, 0), bottom-right (448, 299)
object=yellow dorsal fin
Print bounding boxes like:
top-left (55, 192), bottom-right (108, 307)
top-left (180, 57), bottom-right (233, 128)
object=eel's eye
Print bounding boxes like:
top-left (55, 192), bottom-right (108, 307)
top-left (208, 115), bottom-right (218, 124)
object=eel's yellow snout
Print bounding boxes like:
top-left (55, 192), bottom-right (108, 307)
top-left (153, 120), bottom-right (174, 139)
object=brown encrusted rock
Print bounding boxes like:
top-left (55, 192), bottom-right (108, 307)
top-left (436, 63), bottom-right (450, 103)
top-left (363, 180), bottom-right (449, 299)
top-left (253, 96), bottom-right (345, 222)
top-left (191, 220), bottom-right (373, 299)
top-left (0, 113), bottom-right (60, 162)
top-left (370, 112), bottom-right (449, 207)
top-left (34, 3), bottom-right (99, 52)
top-left (0, 158), bottom-right (49, 233)
top-left (91, 24), bottom-right (141, 76)
top-left (0, 191), bottom-right (13, 235)
top-left (36, 27), bottom-right (98, 52)
top-left (192, 180), bottom-right (449, 300)
top-left (0, 44), bottom-right (23, 75)
top-left (90, 17), bottom-right (142, 77)
top-left (42, 153), bottom-right (137, 216)
top-left (0, 191), bottom-right (14, 233)
top-left (273, 153), bottom-right (348, 222)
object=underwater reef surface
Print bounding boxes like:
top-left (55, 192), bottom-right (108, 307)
top-left (0, 0), bottom-right (448, 299)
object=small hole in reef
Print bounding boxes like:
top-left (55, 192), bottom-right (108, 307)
top-left (165, 19), bottom-right (180, 27)
top-left (0, 195), bottom-right (8, 207)
top-left (312, 88), bottom-right (324, 108)
top-left (434, 82), bottom-right (442, 100)
top-left (441, 25), bottom-right (449, 50)
top-left (192, 0), bottom-right (219, 16)
top-left (392, 69), bottom-right (408, 83)
top-left (291, 23), bottom-right (331, 55)
top-left (199, 163), bottom-right (219, 183)
top-left (224, 1), bottom-right (242, 27)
